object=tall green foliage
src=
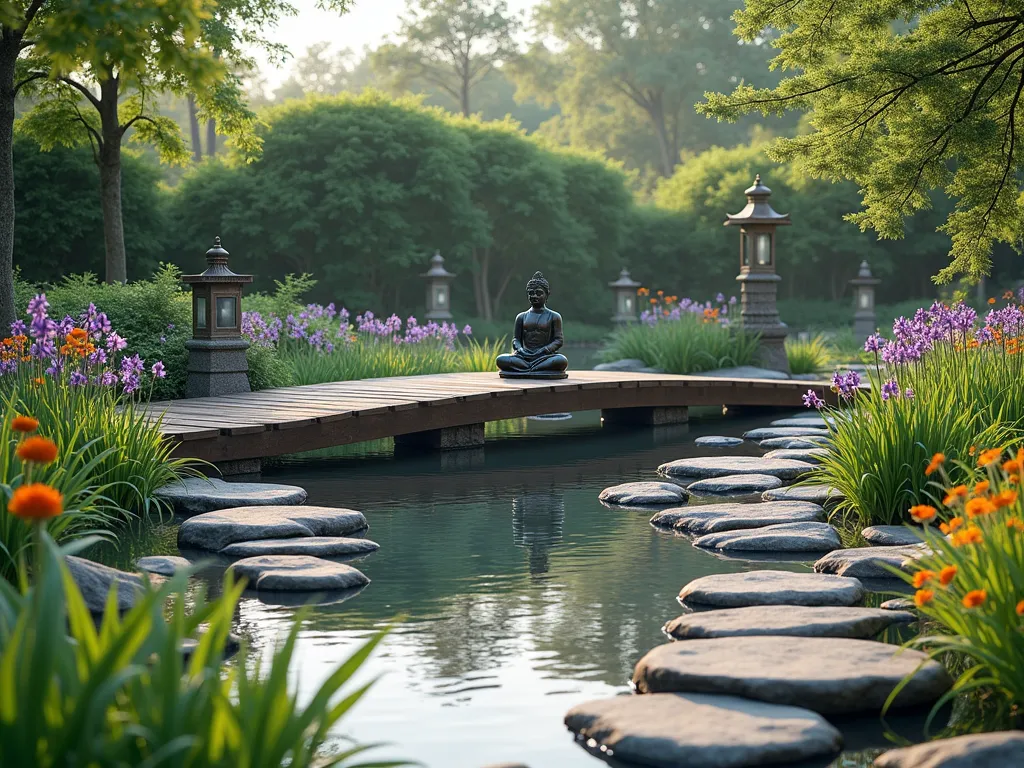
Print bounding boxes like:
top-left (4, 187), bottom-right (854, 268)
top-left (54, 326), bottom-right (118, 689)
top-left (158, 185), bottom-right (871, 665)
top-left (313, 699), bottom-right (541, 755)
top-left (701, 0), bottom-right (1024, 284)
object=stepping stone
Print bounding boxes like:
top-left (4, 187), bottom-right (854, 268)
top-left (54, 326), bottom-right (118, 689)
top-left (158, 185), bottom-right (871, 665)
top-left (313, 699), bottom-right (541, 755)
top-left (137, 555), bottom-right (192, 576)
top-left (178, 506), bottom-right (368, 552)
top-left (651, 501), bottom-right (825, 535)
top-left (564, 693), bottom-right (841, 768)
top-left (743, 427), bottom-right (830, 440)
top-left (759, 436), bottom-right (831, 449)
top-left (229, 555), bottom-right (369, 591)
top-left (770, 416), bottom-right (833, 428)
top-left (598, 481), bottom-right (687, 508)
top-left (632, 636), bottom-right (952, 715)
top-left (694, 435), bottom-right (744, 448)
top-left (679, 570), bottom-right (865, 609)
top-left (874, 731), bottom-right (1024, 767)
top-left (694, 522), bottom-right (842, 553)
top-left (686, 474), bottom-right (783, 496)
top-left (762, 448), bottom-right (829, 464)
top-left (862, 525), bottom-right (924, 546)
top-left (881, 598), bottom-right (916, 611)
top-left (156, 477), bottom-right (307, 516)
top-left (815, 545), bottom-right (929, 580)
top-left (763, 484), bottom-right (844, 505)
top-left (66, 556), bottom-right (143, 614)
top-left (659, 456), bottom-right (813, 481)
top-left (219, 536), bottom-right (380, 558)
top-left (665, 605), bottom-right (917, 640)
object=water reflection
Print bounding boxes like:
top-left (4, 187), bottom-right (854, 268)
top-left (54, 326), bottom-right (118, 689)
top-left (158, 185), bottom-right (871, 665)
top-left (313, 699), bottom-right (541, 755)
top-left (512, 488), bottom-right (565, 578)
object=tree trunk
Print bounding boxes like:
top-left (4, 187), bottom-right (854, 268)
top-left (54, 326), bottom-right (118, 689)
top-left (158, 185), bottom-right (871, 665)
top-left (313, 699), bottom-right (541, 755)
top-left (206, 117), bottom-right (216, 156)
top-left (0, 38), bottom-right (18, 328)
top-left (98, 77), bottom-right (127, 283)
top-left (460, 75), bottom-right (471, 117)
top-left (188, 95), bottom-right (202, 162)
top-left (648, 97), bottom-right (676, 177)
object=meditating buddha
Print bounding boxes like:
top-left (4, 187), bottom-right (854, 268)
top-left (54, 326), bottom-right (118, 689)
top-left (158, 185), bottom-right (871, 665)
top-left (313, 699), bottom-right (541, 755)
top-left (495, 271), bottom-right (569, 379)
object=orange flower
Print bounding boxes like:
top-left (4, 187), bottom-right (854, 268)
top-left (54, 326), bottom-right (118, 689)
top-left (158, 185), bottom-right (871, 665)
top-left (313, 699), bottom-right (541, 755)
top-left (912, 570), bottom-right (935, 588)
top-left (969, 445), bottom-right (977, 456)
top-left (656, 290), bottom-right (664, 297)
top-left (65, 328), bottom-right (88, 345)
top-left (962, 589), bottom-right (987, 608)
top-left (1017, 600), bottom-right (1024, 616)
top-left (925, 453), bottom-right (945, 475)
top-left (31, 377), bottom-right (44, 386)
top-left (965, 497), bottom-right (996, 518)
top-left (992, 490), bottom-right (1018, 509)
top-left (909, 504), bottom-right (937, 523)
top-left (637, 287), bottom-right (649, 297)
top-left (16, 436), bottom-right (58, 465)
top-left (940, 516), bottom-right (965, 535)
top-left (987, 297), bottom-right (996, 305)
top-left (952, 526), bottom-right (984, 546)
top-left (10, 415), bottom-right (38, 433)
top-left (942, 485), bottom-right (968, 505)
top-left (649, 298), bottom-right (657, 305)
top-left (914, 589), bottom-right (935, 608)
top-left (1002, 448), bottom-right (1024, 473)
top-left (978, 448), bottom-right (1002, 466)
top-left (1006, 517), bottom-right (1024, 531)
top-left (939, 565), bottom-right (957, 586)
top-left (8, 483), bottom-right (63, 521)
top-left (973, 480), bottom-right (990, 496)
top-left (1004, 290), bottom-right (1015, 300)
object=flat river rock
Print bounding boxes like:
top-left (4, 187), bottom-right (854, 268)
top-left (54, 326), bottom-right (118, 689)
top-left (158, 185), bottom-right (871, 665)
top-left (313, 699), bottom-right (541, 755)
top-left (156, 477), bottom-right (307, 516)
top-left (565, 692), bottom-right (842, 768)
top-left (815, 545), bottom-right (930, 579)
top-left (599, 481), bottom-right (687, 507)
top-left (659, 456), bottom-right (812, 481)
top-left (664, 605), bottom-right (916, 640)
top-left (743, 426), bottom-right (831, 440)
top-left (229, 555), bottom-right (370, 591)
top-left (861, 526), bottom-right (925, 547)
top-left (679, 570), bottom-right (865, 608)
top-left (178, 506), bottom-right (368, 552)
top-left (762, 448), bottom-right (829, 464)
top-left (219, 536), bottom-right (380, 558)
top-left (693, 522), bottom-right (842, 553)
top-left (763, 484), bottom-right (844, 505)
top-left (686, 474), bottom-right (783, 495)
top-left (651, 501), bottom-right (825, 535)
top-left (632, 636), bottom-right (952, 715)
top-left (693, 435), bottom-right (745, 448)
top-left (874, 731), bottom-right (1024, 767)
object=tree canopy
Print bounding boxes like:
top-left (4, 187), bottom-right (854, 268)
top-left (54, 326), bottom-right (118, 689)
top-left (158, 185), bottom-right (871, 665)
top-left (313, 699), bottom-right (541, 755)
top-left (701, 0), bottom-right (1024, 283)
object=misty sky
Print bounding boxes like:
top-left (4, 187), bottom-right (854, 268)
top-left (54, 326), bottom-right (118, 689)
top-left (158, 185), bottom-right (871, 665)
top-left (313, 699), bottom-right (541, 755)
top-left (261, 0), bottom-right (539, 86)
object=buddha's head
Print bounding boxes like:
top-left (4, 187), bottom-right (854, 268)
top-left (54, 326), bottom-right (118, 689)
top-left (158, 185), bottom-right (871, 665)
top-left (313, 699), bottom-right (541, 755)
top-left (527, 271), bottom-right (550, 309)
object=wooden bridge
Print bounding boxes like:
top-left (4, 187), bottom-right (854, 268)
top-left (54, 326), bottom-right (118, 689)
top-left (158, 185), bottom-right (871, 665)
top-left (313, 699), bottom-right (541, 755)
top-left (143, 371), bottom-right (836, 467)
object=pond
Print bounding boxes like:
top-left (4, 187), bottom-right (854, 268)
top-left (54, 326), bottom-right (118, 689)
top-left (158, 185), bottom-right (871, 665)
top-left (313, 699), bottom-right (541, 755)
top-left (102, 409), bottom-right (941, 768)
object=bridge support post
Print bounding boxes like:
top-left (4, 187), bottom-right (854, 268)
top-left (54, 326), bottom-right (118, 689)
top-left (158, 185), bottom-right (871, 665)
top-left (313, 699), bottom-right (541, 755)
top-left (394, 423), bottom-right (485, 451)
top-left (211, 458), bottom-right (262, 477)
top-left (601, 406), bottom-right (689, 427)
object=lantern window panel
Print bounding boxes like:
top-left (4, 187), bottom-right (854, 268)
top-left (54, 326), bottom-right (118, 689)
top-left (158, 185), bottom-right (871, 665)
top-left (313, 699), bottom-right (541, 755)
top-left (755, 233), bottom-right (772, 266)
top-left (195, 296), bottom-right (207, 330)
top-left (216, 296), bottom-right (237, 329)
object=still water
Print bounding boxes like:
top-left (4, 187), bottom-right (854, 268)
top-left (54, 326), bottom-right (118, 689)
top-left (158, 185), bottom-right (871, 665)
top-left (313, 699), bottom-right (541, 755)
top-left (118, 411), bottom-right (908, 768)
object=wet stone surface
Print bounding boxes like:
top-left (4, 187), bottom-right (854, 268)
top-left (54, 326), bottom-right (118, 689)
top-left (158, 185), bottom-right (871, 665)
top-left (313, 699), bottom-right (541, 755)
top-left (156, 477), bottom-right (308, 516)
top-left (650, 500), bottom-right (825, 535)
top-left (678, 570), bottom-right (865, 609)
top-left (693, 521), bottom-right (842, 553)
top-left (686, 474), bottom-right (783, 496)
top-left (598, 481), bottom-right (688, 508)
top-left (659, 456), bottom-right (813, 481)
top-left (664, 605), bottom-right (917, 641)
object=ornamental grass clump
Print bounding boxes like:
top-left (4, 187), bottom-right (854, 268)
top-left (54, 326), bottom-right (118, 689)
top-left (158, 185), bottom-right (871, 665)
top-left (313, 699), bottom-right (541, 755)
top-left (805, 296), bottom-right (1022, 528)
top-left (0, 294), bottom-right (198, 518)
top-left (601, 291), bottom-right (760, 374)
top-left (898, 448), bottom-right (1024, 715)
top-left (785, 333), bottom-right (832, 375)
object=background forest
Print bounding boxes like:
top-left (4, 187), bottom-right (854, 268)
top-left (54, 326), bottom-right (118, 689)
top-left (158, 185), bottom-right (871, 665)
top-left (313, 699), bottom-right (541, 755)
top-left (12, 0), bottom-right (1022, 331)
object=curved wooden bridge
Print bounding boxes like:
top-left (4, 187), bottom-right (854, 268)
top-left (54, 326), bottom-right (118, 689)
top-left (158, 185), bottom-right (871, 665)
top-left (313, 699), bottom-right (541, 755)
top-left (143, 371), bottom-right (836, 465)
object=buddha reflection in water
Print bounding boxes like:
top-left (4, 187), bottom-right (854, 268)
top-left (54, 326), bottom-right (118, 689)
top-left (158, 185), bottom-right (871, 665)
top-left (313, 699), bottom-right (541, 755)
top-left (495, 271), bottom-right (568, 377)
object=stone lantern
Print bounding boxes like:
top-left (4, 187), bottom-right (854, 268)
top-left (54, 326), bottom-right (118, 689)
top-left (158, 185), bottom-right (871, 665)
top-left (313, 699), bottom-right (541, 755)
top-left (421, 251), bottom-right (455, 321)
top-left (608, 267), bottom-right (641, 324)
top-left (181, 236), bottom-right (253, 398)
top-left (724, 174), bottom-right (791, 373)
top-left (850, 260), bottom-right (881, 342)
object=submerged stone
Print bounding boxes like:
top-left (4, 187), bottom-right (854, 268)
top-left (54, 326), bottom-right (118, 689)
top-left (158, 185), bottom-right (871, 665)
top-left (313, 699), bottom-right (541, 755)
top-left (686, 474), bottom-right (783, 496)
top-left (229, 555), bottom-right (370, 591)
top-left (664, 605), bottom-right (916, 641)
top-left (632, 636), bottom-right (952, 715)
top-left (659, 456), bottom-right (813, 481)
top-left (759, 436), bottom-right (831, 450)
top-left (219, 537), bottom-right (380, 558)
top-left (693, 521), bottom-right (842, 553)
top-left (598, 481), bottom-right (687, 507)
top-left (762, 448), bottom-right (829, 464)
top-left (679, 570), bottom-right (865, 608)
top-left (650, 500), bottom-right (825, 535)
top-left (564, 693), bottom-right (842, 768)
top-left (155, 477), bottom-right (307, 516)
top-left (177, 506), bottom-right (368, 552)
top-left (743, 427), bottom-right (831, 440)
top-left (136, 555), bottom-right (192, 576)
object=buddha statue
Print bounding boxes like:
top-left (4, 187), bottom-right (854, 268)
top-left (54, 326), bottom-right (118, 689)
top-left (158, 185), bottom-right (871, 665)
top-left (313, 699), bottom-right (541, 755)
top-left (495, 272), bottom-right (569, 379)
